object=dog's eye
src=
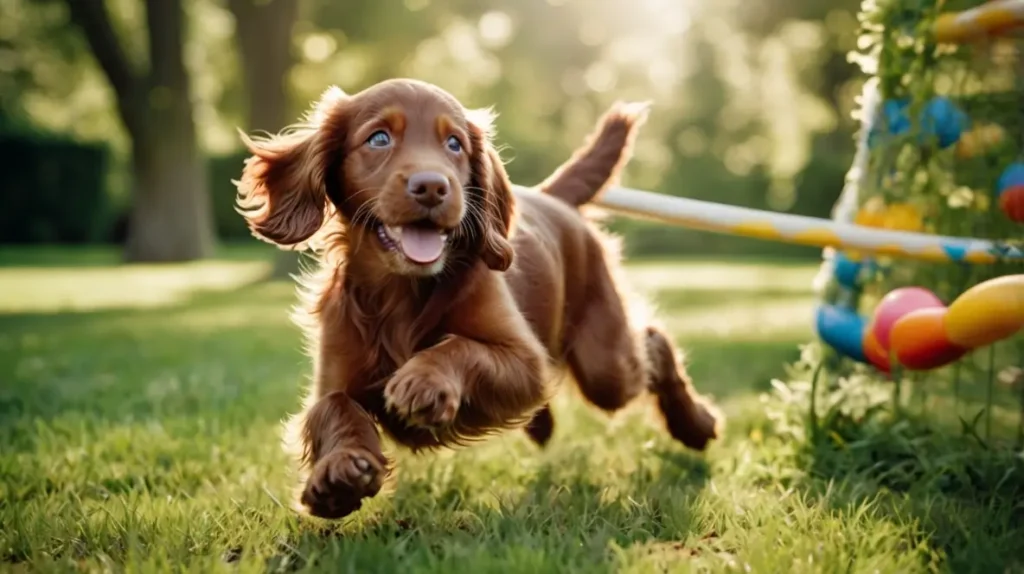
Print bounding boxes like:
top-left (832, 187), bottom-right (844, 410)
top-left (366, 131), bottom-right (392, 149)
top-left (445, 135), bottom-right (462, 154)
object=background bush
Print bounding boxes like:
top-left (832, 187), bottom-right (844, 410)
top-left (0, 133), bottom-right (113, 244)
top-left (207, 152), bottom-right (252, 242)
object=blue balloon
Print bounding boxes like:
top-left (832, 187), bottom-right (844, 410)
top-left (815, 304), bottom-right (867, 362)
top-left (832, 253), bottom-right (863, 289)
top-left (868, 99), bottom-right (911, 148)
top-left (996, 162), bottom-right (1024, 196)
top-left (919, 96), bottom-right (966, 148)
top-left (883, 99), bottom-right (912, 135)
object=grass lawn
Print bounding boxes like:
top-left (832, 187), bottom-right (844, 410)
top-left (2, 246), bottom-right (1022, 573)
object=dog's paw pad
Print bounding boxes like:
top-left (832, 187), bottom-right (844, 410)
top-left (300, 450), bottom-right (383, 519)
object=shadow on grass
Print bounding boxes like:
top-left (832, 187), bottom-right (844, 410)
top-left (3, 427), bottom-right (713, 572)
top-left (0, 280), bottom-right (304, 440)
top-left (259, 448), bottom-right (711, 573)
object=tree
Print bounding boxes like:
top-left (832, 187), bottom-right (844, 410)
top-left (64, 0), bottom-right (215, 262)
top-left (228, 0), bottom-right (299, 134)
top-left (228, 0), bottom-right (304, 278)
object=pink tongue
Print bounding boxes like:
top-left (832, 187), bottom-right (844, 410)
top-left (399, 226), bottom-right (445, 263)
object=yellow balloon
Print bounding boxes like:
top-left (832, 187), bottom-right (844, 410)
top-left (978, 124), bottom-right (1006, 148)
top-left (955, 130), bottom-right (981, 159)
top-left (881, 203), bottom-right (924, 232)
top-left (854, 210), bottom-right (885, 228)
top-left (854, 201), bottom-right (922, 232)
top-left (944, 274), bottom-right (1024, 348)
top-left (955, 124), bottom-right (1006, 160)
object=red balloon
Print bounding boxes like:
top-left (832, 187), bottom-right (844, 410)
top-left (890, 307), bottom-right (970, 370)
top-left (999, 185), bottom-right (1024, 223)
top-left (870, 287), bottom-right (945, 351)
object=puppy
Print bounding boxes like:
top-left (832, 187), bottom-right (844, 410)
top-left (235, 79), bottom-right (721, 519)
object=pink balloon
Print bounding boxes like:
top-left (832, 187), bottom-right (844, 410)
top-left (870, 287), bottom-right (945, 350)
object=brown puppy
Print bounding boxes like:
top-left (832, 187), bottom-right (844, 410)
top-left (235, 79), bottom-right (721, 519)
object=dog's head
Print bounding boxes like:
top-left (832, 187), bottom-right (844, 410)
top-left (236, 79), bottom-right (515, 277)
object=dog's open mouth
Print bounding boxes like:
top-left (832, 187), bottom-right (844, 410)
top-left (376, 221), bottom-right (450, 265)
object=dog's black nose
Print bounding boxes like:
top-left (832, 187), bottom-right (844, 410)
top-left (407, 171), bottom-right (449, 208)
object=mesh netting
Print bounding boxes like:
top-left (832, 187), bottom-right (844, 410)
top-left (814, 0), bottom-right (1023, 437)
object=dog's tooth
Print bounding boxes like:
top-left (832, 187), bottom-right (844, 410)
top-left (385, 225), bottom-right (402, 240)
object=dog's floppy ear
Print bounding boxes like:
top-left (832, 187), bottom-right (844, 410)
top-left (235, 87), bottom-right (349, 248)
top-left (466, 110), bottom-right (515, 271)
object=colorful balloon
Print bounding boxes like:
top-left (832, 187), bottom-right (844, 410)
top-left (870, 287), bottom-right (945, 350)
top-left (832, 253), bottom-right (863, 289)
top-left (890, 307), bottom-right (969, 370)
top-left (818, 276), bottom-right (1024, 375)
top-left (868, 99), bottom-right (911, 148)
top-left (919, 96), bottom-right (967, 148)
top-left (862, 327), bottom-right (891, 373)
top-left (1000, 186), bottom-right (1024, 222)
top-left (868, 96), bottom-right (966, 149)
top-left (854, 200), bottom-right (924, 232)
top-left (883, 99), bottom-right (911, 135)
top-left (815, 304), bottom-right (867, 362)
top-left (955, 123), bottom-right (1005, 159)
top-left (944, 274), bottom-right (1024, 348)
top-left (997, 163), bottom-right (1024, 223)
top-left (997, 162), bottom-right (1024, 192)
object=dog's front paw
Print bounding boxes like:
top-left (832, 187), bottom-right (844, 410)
top-left (384, 361), bottom-right (461, 429)
top-left (300, 448), bottom-right (384, 519)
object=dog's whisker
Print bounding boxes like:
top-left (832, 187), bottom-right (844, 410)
top-left (456, 205), bottom-right (484, 241)
top-left (344, 186), bottom-right (382, 204)
top-left (464, 187), bottom-right (503, 210)
top-left (350, 196), bottom-right (382, 230)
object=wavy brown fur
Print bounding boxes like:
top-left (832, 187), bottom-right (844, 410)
top-left (238, 80), bottom-right (721, 521)
top-left (540, 101), bottom-right (650, 208)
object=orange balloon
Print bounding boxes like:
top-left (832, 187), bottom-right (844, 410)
top-left (862, 327), bottom-right (891, 373)
top-left (890, 308), bottom-right (969, 370)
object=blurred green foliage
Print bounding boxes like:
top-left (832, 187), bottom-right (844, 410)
top-left (207, 152), bottom-right (253, 241)
top-left (0, 131), bottom-right (113, 243)
top-left (850, 0), bottom-right (1022, 300)
top-left (0, 0), bottom-right (865, 256)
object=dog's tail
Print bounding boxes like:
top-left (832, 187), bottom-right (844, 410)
top-left (539, 101), bottom-right (650, 208)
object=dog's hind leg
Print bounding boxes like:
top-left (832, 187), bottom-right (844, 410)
top-left (560, 241), bottom-right (721, 451)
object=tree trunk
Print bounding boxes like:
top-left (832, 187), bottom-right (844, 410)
top-left (124, 115), bottom-right (213, 262)
top-left (231, 0), bottom-right (299, 132)
top-left (229, 0), bottom-right (302, 278)
top-left (123, 0), bottom-right (214, 262)
top-left (65, 0), bottom-right (215, 263)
